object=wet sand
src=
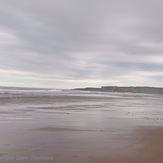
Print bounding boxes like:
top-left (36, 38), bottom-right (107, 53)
top-left (0, 91), bottom-right (163, 162)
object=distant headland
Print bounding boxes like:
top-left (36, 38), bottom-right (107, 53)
top-left (74, 86), bottom-right (163, 94)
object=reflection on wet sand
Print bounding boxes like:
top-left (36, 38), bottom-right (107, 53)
top-left (0, 91), bottom-right (163, 162)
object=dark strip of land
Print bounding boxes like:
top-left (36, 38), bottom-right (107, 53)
top-left (75, 86), bottom-right (163, 94)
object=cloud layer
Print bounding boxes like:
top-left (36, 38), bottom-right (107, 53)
top-left (0, 0), bottom-right (163, 88)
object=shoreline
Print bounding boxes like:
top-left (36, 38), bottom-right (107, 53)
top-left (0, 92), bottom-right (163, 162)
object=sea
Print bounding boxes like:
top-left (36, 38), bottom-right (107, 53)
top-left (0, 86), bottom-right (163, 127)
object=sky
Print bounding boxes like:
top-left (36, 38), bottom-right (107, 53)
top-left (0, 0), bottom-right (163, 88)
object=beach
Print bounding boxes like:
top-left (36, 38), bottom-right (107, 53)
top-left (0, 88), bottom-right (163, 163)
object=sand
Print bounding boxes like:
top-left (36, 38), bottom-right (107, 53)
top-left (0, 91), bottom-right (163, 162)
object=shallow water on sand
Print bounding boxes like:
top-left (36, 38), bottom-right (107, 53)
top-left (0, 90), bottom-right (163, 126)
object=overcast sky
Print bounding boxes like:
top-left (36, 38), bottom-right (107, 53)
top-left (0, 0), bottom-right (163, 88)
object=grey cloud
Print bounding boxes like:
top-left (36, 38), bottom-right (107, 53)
top-left (0, 0), bottom-right (163, 88)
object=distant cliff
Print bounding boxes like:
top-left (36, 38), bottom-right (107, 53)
top-left (75, 86), bottom-right (163, 94)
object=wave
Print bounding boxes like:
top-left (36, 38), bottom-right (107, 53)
top-left (0, 86), bottom-right (63, 95)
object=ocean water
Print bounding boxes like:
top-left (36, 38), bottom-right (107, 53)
top-left (0, 86), bottom-right (62, 95)
top-left (0, 86), bottom-right (163, 127)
